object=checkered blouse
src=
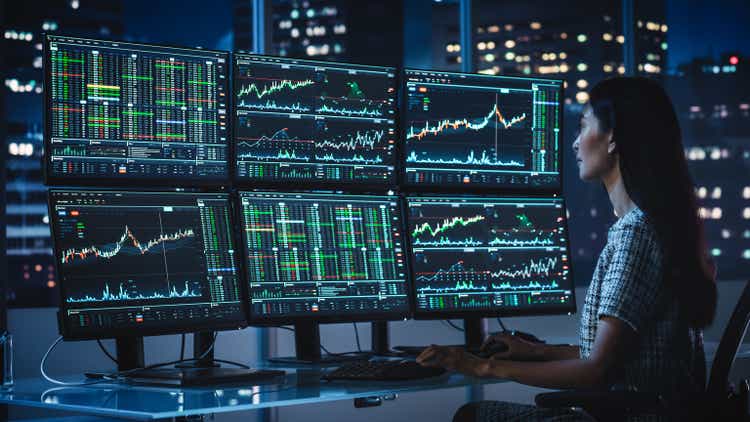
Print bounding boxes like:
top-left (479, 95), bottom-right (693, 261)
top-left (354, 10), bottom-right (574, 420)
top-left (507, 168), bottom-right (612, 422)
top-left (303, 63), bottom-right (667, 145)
top-left (579, 207), bottom-right (706, 395)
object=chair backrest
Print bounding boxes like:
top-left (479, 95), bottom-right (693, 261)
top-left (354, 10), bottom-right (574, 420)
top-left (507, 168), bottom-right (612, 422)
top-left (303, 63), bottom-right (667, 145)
top-left (707, 280), bottom-right (750, 396)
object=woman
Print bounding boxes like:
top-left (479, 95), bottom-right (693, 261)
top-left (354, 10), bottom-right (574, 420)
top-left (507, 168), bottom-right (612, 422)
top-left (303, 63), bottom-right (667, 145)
top-left (417, 77), bottom-right (718, 421)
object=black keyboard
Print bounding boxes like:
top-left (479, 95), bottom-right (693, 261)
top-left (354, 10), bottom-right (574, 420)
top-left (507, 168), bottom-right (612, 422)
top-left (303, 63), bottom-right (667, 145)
top-left (322, 360), bottom-right (447, 381)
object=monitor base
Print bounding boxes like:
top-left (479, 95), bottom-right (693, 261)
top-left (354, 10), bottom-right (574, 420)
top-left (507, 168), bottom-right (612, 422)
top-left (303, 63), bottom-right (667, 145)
top-left (268, 352), bottom-right (371, 366)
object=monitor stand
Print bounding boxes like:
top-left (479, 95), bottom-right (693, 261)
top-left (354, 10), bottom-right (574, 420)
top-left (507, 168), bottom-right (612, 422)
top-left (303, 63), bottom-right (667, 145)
top-left (175, 331), bottom-right (220, 368)
top-left (392, 317), bottom-right (487, 356)
top-left (369, 321), bottom-right (404, 357)
top-left (88, 334), bottom-right (285, 385)
top-left (268, 321), bottom-right (371, 365)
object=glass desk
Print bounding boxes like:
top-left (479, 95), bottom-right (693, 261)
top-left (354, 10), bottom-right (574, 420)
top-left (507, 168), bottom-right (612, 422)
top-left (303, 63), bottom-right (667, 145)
top-left (0, 365), bottom-right (504, 421)
top-left (2, 341), bottom-right (748, 421)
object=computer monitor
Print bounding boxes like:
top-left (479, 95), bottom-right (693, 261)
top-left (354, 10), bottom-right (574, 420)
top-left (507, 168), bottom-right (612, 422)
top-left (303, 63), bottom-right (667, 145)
top-left (44, 35), bottom-right (230, 186)
top-left (405, 195), bottom-right (575, 348)
top-left (402, 69), bottom-right (563, 191)
top-left (233, 54), bottom-right (398, 187)
top-left (238, 191), bottom-right (408, 362)
top-left (49, 190), bottom-right (245, 341)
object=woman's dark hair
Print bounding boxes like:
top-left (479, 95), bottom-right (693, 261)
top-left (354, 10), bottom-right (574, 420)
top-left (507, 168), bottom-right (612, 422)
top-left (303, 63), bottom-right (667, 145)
top-left (588, 77), bottom-right (717, 328)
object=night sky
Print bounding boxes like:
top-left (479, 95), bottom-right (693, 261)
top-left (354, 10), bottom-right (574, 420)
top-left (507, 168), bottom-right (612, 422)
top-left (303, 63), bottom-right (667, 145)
top-left (122, 0), bottom-right (750, 68)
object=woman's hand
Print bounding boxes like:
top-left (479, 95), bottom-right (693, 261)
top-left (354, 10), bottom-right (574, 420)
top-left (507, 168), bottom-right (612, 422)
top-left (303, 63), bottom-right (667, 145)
top-left (481, 332), bottom-right (543, 361)
top-left (416, 345), bottom-right (492, 377)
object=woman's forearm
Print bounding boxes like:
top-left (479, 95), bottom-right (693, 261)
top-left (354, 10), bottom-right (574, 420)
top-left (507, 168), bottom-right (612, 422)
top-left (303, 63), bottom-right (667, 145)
top-left (484, 358), bottom-right (604, 390)
top-left (537, 344), bottom-right (580, 361)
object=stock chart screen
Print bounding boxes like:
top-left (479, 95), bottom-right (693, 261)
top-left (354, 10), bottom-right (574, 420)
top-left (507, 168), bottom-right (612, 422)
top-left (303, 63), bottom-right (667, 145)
top-left (407, 196), bottom-right (574, 315)
top-left (234, 54), bottom-right (397, 185)
top-left (239, 192), bottom-right (408, 321)
top-left (45, 36), bottom-right (229, 184)
top-left (50, 190), bottom-right (244, 339)
top-left (403, 70), bottom-right (562, 190)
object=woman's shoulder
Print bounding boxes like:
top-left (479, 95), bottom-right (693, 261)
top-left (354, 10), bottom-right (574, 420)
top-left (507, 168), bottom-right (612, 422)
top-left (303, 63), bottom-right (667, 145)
top-left (607, 207), bottom-right (659, 246)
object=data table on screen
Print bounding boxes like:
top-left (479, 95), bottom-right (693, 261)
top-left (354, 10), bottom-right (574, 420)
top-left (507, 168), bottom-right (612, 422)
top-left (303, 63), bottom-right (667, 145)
top-left (45, 36), bottom-right (229, 185)
top-left (239, 192), bottom-right (408, 322)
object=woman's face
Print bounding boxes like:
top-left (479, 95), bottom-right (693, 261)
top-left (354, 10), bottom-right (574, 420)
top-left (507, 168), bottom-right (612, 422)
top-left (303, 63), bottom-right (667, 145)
top-left (572, 106), bottom-right (615, 182)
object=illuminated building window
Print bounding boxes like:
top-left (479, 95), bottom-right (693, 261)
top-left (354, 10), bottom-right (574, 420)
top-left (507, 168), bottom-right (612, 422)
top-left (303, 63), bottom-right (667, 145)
top-left (697, 187), bottom-right (707, 198)
top-left (577, 63), bottom-right (588, 72)
top-left (742, 186), bottom-right (750, 199)
top-left (577, 79), bottom-right (588, 89)
top-left (744, 207), bottom-right (750, 219)
top-left (711, 207), bottom-right (722, 219)
top-left (505, 40), bottom-right (515, 49)
top-left (616, 35), bottom-right (625, 44)
top-left (711, 248), bottom-right (721, 257)
top-left (721, 229), bottom-right (731, 239)
top-left (577, 34), bottom-right (587, 43)
top-left (504, 24), bottom-right (513, 31)
top-left (504, 52), bottom-right (514, 61)
top-left (70, 0), bottom-right (79, 9)
top-left (560, 32), bottom-right (568, 39)
top-left (618, 65), bottom-right (625, 74)
top-left (484, 53), bottom-right (496, 62)
top-left (488, 25), bottom-right (500, 33)
top-left (711, 187), bottom-right (722, 199)
top-left (743, 250), bottom-right (750, 260)
top-left (486, 41), bottom-right (495, 49)
top-left (590, 232), bottom-right (598, 240)
top-left (603, 64), bottom-right (613, 73)
top-left (530, 22), bottom-right (542, 30)
top-left (602, 33), bottom-right (613, 41)
top-left (590, 208), bottom-right (598, 217)
top-left (576, 91), bottom-right (589, 104)
top-left (661, 42), bottom-right (668, 50)
top-left (559, 52), bottom-right (567, 59)
top-left (477, 41), bottom-right (487, 50)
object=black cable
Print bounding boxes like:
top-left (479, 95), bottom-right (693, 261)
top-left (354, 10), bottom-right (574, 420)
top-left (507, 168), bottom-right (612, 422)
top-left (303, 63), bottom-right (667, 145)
top-left (444, 320), bottom-right (464, 332)
top-left (277, 326), bottom-right (295, 332)
top-left (352, 323), bottom-right (362, 352)
top-left (96, 339), bottom-right (119, 365)
top-left (496, 317), bottom-right (509, 332)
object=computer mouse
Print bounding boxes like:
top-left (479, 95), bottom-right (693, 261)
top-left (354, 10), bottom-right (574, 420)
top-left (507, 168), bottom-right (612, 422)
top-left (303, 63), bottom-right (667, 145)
top-left (510, 330), bottom-right (545, 344)
top-left (474, 340), bottom-right (509, 358)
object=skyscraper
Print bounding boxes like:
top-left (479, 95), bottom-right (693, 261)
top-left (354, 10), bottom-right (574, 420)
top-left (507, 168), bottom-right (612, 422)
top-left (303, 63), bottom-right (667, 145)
top-left (232, 0), bottom-right (403, 66)
top-left (667, 54), bottom-right (750, 279)
top-left (3, 0), bottom-right (124, 306)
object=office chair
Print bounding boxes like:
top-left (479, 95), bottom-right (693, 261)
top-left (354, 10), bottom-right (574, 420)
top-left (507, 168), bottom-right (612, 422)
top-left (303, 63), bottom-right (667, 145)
top-left (535, 280), bottom-right (750, 422)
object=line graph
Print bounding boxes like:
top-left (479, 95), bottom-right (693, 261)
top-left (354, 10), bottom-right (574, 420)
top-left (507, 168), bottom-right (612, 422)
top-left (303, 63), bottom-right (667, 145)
top-left (61, 225), bottom-right (195, 264)
top-left (66, 280), bottom-right (202, 303)
top-left (237, 78), bottom-right (315, 99)
top-left (238, 99), bottom-right (311, 113)
top-left (412, 215), bottom-right (486, 238)
top-left (406, 103), bottom-right (526, 141)
top-left (406, 149), bottom-right (524, 166)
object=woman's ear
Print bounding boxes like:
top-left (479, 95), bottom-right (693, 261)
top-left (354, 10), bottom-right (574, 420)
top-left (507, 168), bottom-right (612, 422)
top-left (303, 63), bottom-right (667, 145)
top-left (607, 132), bottom-right (616, 154)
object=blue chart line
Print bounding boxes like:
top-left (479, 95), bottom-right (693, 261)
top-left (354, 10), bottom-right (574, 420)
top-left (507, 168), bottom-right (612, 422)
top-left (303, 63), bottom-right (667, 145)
top-left (406, 150), bottom-right (524, 167)
top-left (239, 99), bottom-right (311, 113)
top-left (238, 149), bottom-right (311, 161)
top-left (67, 280), bottom-right (202, 303)
top-left (416, 257), bottom-right (560, 284)
top-left (316, 103), bottom-right (383, 117)
top-left (413, 237), bottom-right (483, 247)
top-left (418, 280), bottom-right (560, 294)
top-left (314, 153), bottom-right (384, 164)
top-left (488, 234), bottom-right (556, 247)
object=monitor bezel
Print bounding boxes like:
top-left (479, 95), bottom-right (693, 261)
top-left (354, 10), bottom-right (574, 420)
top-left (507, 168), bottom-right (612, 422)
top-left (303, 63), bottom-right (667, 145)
top-left (235, 190), bottom-right (412, 327)
top-left (230, 52), bottom-right (401, 192)
top-left (404, 193), bottom-right (577, 321)
top-left (48, 188), bottom-right (249, 341)
top-left (42, 34), bottom-right (232, 189)
top-left (398, 68), bottom-right (566, 194)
